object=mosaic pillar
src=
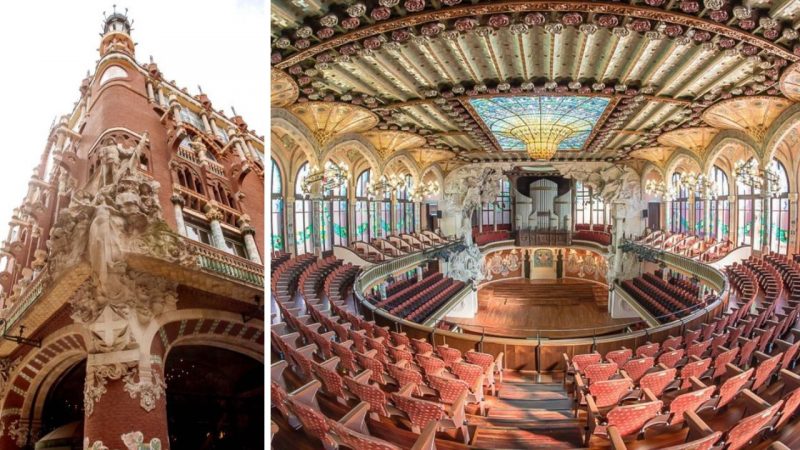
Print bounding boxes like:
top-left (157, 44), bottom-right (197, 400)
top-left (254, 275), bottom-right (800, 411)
top-left (171, 195), bottom-right (187, 237)
top-left (790, 193), bottom-right (798, 255)
top-left (238, 214), bottom-right (261, 263)
top-left (83, 354), bottom-right (169, 449)
top-left (204, 205), bottom-right (226, 251)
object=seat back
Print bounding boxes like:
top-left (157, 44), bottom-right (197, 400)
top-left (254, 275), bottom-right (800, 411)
top-left (605, 348), bottom-right (632, 367)
top-left (605, 401), bottom-right (663, 437)
top-left (572, 353), bottom-right (602, 372)
top-left (622, 357), bottom-right (655, 382)
top-left (752, 352), bottom-right (782, 391)
top-left (452, 361), bottom-right (483, 387)
top-left (583, 362), bottom-right (618, 384)
top-left (718, 368), bottom-right (754, 409)
top-left (657, 349), bottom-right (685, 369)
top-left (639, 368), bottom-right (677, 397)
top-left (343, 376), bottom-right (389, 417)
top-left (326, 417), bottom-right (401, 450)
top-left (680, 358), bottom-right (711, 389)
top-left (776, 387), bottom-right (800, 430)
top-left (669, 386), bottom-right (715, 425)
top-left (724, 400), bottom-right (783, 450)
top-left (286, 398), bottom-right (335, 448)
top-left (588, 378), bottom-right (633, 409)
top-left (391, 392), bottom-right (445, 429)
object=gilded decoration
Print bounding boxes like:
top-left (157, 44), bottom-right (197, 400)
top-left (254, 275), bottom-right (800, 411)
top-left (362, 130), bottom-right (427, 160)
top-left (656, 127), bottom-right (719, 158)
top-left (701, 96), bottom-right (793, 143)
top-left (271, 69), bottom-right (299, 108)
top-left (779, 62), bottom-right (800, 102)
top-left (628, 146), bottom-right (675, 168)
top-left (288, 101), bottom-right (378, 147)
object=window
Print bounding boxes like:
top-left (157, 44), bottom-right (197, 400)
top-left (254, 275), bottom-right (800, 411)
top-left (769, 159), bottom-right (790, 254)
top-left (736, 160), bottom-right (759, 246)
top-left (99, 65), bottom-right (127, 84)
top-left (179, 107), bottom-right (206, 130)
top-left (185, 221), bottom-right (213, 246)
top-left (270, 158), bottom-right (284, 250)
top-left (592, 195), bottom-right (608, 226)
top-left (355, 170), bottom-right (370, 243)
top-left (321, 161), bottom-right (348, 249)
top-left (671, 172), bottom-right (689, 233)
top-left (294, 163), bottom-right (313, 255)
top-left (223, 235), bottom-right (248, 259)
top-left (395, 175), bottom-right (415, 234)
top-left (711, 166), bottom-right (730, 240)
top-left (575, 181), bottom-right (591, 225)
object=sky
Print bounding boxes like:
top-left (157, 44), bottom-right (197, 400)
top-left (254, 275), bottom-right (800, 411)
top-left (0, 0), bottom-right (267, 239)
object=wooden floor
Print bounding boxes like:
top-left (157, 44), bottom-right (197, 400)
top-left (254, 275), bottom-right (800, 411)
top-left (452, 279), bottom-right (641, 339)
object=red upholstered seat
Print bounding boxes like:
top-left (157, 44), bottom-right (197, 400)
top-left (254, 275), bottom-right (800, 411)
top-left (722, 400), bottom-right (783, 450)
top-left (622, 357), bottom-right (654, 383)
top-left (679, 358), bottom-right (711, 389)
top-left (636, 343), bottom-right (660, 358)
top-left (605, 348), bottom-right (632, 367)
top-left (286, 397), bottom-right (337, 449)
top-left (572, 352), bottom-right (602, 373)
top-left (752, 352), bottom-right (782, 392)
top-left (657, 349), bottom-right (685, 369)
top-left (639, 368), bottom-right (678, 397)
top-left (344, 374), bottom-right (391, 417)
top-left (666, 385), bottom-right (715, 425)
top-left (583, 362), bottom-right (619, 385)
top-left (436, 345), bottom-right (463, 367)
top-left (592, 400), bottom-right (663, 439)
top-left (588, 378), bottom-right (633, 409)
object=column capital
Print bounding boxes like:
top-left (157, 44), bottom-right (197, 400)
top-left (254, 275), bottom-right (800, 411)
top-left (237, 214), bottom-right (256, 235)
top-left (170, 194), bottom-right (185, 206)
top-left (203, 203), bottom-right (224, 222)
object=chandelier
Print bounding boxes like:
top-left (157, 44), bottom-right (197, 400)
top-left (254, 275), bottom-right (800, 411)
top-left (508, 123), bottom-right (578, 160)
top-left (409, 180), bottom-right (440, 202)
top-left (733, 159), bottom-right (780, 197)
top-left (366, 174), bottom-right (405, 199)
top-left (644, 180), bottom-right (675, 201)
top-left (300, 163), bottom-right (349, 195)
top-left (677, 173), bottom-right (718, 200)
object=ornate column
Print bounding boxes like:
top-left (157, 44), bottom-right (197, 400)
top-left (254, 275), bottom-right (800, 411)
top-left (146, 81), bottom-right (156, 102)
top-left (310, 193), bottom-right (323, 255)
top-left (704, 195), bottom-right (712, 238)
top-left (238, 214), bottom-right (261, 263)
top-left (728, 194), bottom-right (737, 243)
top-left (790, 192), bottom-right (798, 255)
top-left (171, 194), bottom-right (187, 236)
top-left (688, 193), bottom-right (696, 235)
top-left (168, 95), bottom-right (182, 126)
top-left (203, 203), bottom-right (227, 250)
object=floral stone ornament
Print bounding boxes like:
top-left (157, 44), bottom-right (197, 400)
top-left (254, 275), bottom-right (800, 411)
top-left (84, 432), bottom-right (162, 450)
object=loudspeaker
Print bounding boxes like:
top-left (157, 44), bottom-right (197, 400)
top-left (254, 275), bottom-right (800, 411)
top-left (436, 211), bottom-right (443, 218)
top-left (642, 209), bottom-right (648, 218)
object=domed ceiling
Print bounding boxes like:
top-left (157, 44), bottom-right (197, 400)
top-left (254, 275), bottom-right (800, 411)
top-left (271, 0), bottom-right (800, 164)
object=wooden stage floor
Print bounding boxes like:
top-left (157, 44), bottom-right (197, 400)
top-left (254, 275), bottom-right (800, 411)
top-left (450, 278), bottom-right (641, 339)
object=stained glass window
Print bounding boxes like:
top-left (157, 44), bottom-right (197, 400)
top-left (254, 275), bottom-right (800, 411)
top-left (270, 158), bottom-right (284, 251)
top-left (469, 96), bottom-right (610, 152)
top-left (671, 172), bottom-right (689, 233)
top-left (355, 170), bottom-right (370, 243)
top-left (769, 158), bottom-right (790, 254)
top-left (179, 107), bottom-right (205, 131)
top-left (575, 181), bottom-right (591, 225)
top-left (295, 163), bottom-right (313, 255)
top-left (736, 161), bottom-right (758, 247)
top-left (711, 166), bottom-right (730, 240)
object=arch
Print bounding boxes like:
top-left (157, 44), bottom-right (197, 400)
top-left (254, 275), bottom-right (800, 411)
top-left (144, 309), bottom-right (264, 370)
top-left (383, 153), bottom-right (421, 185)
top-left (702, 132), bottom-right (761, 172)
top-left (763, 101), bottom-right (800, 163)
top-left (664, 150), bottom-right (702, 181)
top-left (271, 109), bottom-right (319, 168)
top-left (0, 325), bottom-right (89, 439)
top-left (320, 134), bottom-right (382, 176)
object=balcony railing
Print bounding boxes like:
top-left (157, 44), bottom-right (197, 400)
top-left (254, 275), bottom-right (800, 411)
top-left (185, 239), bottom-right (264, 287)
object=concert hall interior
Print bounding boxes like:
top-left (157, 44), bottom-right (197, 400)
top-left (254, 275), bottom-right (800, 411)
top-left (269, 1), bottom-right (800, 448)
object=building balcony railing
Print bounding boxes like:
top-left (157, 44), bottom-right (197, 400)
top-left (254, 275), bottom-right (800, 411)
top-left (184, 238), bottom-right (264, 288)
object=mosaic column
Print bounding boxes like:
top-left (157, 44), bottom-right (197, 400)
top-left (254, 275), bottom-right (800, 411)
top-left (171, 194), bottom-right (187, 237)
top-left (310, 194), bottom-right (323, 255)
top-left (238, 214), bottom-right (261, 263)
top-left (204, 204), bottom-right (227, 251)
top-left (83, 355), bottom-right (169, 449)
top-left (790, 192), bottom-right (798, 255)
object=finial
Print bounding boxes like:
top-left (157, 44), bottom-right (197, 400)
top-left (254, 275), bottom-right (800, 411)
top-left (112, 4), bottom-right (117, 14)
top-left (231, 106), bottom-right (238, 116)
top-left (149, 55), bottom-right (154, 64)
top-left (198, 85), bottom-right (204, 94)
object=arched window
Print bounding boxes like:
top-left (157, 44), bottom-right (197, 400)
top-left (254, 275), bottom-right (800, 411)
top-left (270, 158), bottom-right (284, 251)
top-left (710, 166), bottom-right (730, 241)
top-left (294, 163), bottom-right (313, 255)
top-left (354, 170), bottom-right (371, 243)
top-left (395, 175), bottom-right (414, 234)
top-left (769, 158), bottom-right (790, 254)
top-left (575, 181), bottom-right (591, 225)
top-left (321, 161), bottom-right (348, 250)
top-left (671, 172), bottom-right (689, 233)
top-left (480, 177), bottom-right (512, 229)
top-left (736, 158), bottom-right (759, 246)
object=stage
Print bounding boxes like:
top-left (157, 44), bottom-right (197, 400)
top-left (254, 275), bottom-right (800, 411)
top-left (450, 278), bottom-right (641, 339)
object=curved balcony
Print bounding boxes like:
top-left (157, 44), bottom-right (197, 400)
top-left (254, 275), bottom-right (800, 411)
top-left (354, 239), bottom-right (728, 373)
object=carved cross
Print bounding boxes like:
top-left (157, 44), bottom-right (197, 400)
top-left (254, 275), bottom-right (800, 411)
top-left (89, 306), bottom-right (130, 351)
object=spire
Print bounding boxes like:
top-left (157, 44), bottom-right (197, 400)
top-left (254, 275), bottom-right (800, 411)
top-left (99, 6), bottom-right (135, 57)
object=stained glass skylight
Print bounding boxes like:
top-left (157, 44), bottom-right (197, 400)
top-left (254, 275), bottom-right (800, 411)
top-left (469, 96), bottom-right (611, 157)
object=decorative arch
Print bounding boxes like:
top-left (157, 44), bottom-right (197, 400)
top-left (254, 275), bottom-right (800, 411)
top-left (0, 325), bottom-right (89, 445)
top-left (270, 109), bottom-right (319, 168)
top-left (145, 309), bottom-right (264, 367)
top-left (702, 132), bottom-right (761, 172)
top-left (763, 101), bottom-right (800, 163)
top-left (664, 150), bottom-right (702, 180)
top-left (321, 134), bottom-right (382, 175)
top-left (383, 153), bottom-right (421, 185)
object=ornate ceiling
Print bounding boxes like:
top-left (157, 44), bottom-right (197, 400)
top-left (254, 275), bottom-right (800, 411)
top-left (271, 0), bottom-right (800, 166)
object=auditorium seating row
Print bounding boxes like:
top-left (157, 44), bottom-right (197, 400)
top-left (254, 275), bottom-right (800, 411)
top-left (573, 229), bottom-right (612, 246)
top-left (271, 250), bottom-right (800, 449)
top-left (271, 251), bottom-right (291, 275)
top-left (271, 254), bottom-right (503, 448)
top-left (563, 252), bottom-right (800, 448)
top-left (620, 272), bottom-right (702, 322)
top-left (351, 231), bottom-right (452, 263)
top-left (472, 229), bottom-right (512, 246)
top-left (575, 224), bottom-right (613, 233)
top-left (272, 253), bottom-right (317, 301)
top-left (637, 231), bottom-right (735, 262)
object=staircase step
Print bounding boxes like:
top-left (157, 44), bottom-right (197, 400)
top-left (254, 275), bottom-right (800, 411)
top-left (471, 425), bottom-right (584, 449)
